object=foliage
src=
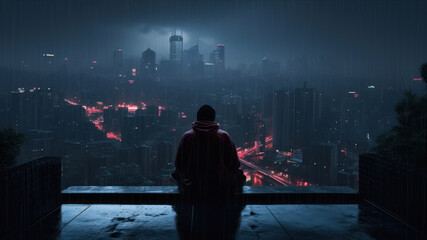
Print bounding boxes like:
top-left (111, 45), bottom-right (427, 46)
top-left (374, 63), bottom-right (427, 170)
top-left (0, 128), bottom-right (25, 169)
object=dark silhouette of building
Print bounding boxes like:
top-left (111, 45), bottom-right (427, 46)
top-left (272, 84), bottom-right (321, 151)
top-left (294, 84), bottom-right (319, 148)
top-left (183, 45), bottom-right (204, 78)
top-left (209, 44), bottom-right (225, 77)
top-left (140, 48), bottom-right (156, 79)
top-left (273, 90), bottom-right (294, 151)
top-left (112, 48), bottom-right (124, 74)
top-left (216, 44), bottom-right (225, 74)
top-left (304, 142), bottom-right (338, 185)
top-left (137, 144), bottom-right (153, 177)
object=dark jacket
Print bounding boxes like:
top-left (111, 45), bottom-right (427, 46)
top-left (174, 121), bottom-right (245, 194)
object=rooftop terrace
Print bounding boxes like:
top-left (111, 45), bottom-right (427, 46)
top-left (2, 157), bottom-right (426, 240)
top-left (11, 202), bottom-right (419, 240)
top-left (7, 185), bottom-right (424, 240)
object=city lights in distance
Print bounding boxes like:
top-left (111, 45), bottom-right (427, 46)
top-left (106, 132), bottom-right (122, 142)
top-left (64, 98), bottom-right (79, 106)
top-left (158, 106), bottom-right (166, 117)
top-left (414, 78), bottom-right (422, 81)
top-left (117, 103), bottom-right (138, 113)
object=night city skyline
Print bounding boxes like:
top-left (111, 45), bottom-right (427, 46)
top-left (1, 1), bottom-right (427, 239)
top-left (1, 0), bottom-right (427, 77)
top-left (1, 0), bottom-right (426, 189)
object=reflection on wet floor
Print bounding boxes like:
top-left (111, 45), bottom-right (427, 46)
top-left (173, 203), bottom-right (245, 240)
top-left (8, 203), bottom-right (424, 240)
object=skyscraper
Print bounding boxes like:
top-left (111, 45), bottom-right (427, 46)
top-left (137, 144), bottom-right (152, 177)
top-left (169, 32), bottom-right (183, 75)
top-left (141, 48), bottom-right (156, 79)
top-left (183, 45), bottom-right (204, 78)
top-left (209, 44), bottom-right (225, 76)
top-left (216, 44), bottom-right (225, 72)
top-left (273, 90), bottom-right (295, 151)
top-left (294, 84), bottom-right (320, 148)
top-left (142, 48), bottom-right (156, 67)
top-left (305, 142), bottom-right (338, 185)
top-left (113, 49), bottom-right (124, 74)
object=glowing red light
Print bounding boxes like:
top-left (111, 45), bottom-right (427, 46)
top-left (217, 44), bottom-right (224, 46)
top-left (128, 80), bottom-right (134, 84)
top-left (117, 103), bottom-right (139, 113)
top-left (107, 132), bottom-right (121, 141)
top-left (354, 94), bottom-right (359, 98)
top-left (91, 118), bottom-right (104, 131)
top-left (92, 60), bottom-right (97, 64)
top-left (140, 102), bottom-right (147, 110)
top-left (414, 78), bottom-right (422, 81)
top-left (158, 106), bottom-right (165, 117)
top-left (85, 106), bottom-right (103, 114)
top-left (64, 98), bottom-right (79, 106)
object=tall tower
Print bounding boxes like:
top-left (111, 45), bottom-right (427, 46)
top-left (141, 48), bottom-right (156, 77)
top-left (209, 44), bottom-right (225, 76)
top-left (216, 44), bottom-right (225, 67)
top-left (142, 48), bottom-right (156, 67)
top-left (113, 49), bottom-right (123, 67)
top-left (113, 49), bottom-right (124, 74)
top-left (272, 90), bottom-right (295, 151)
top-left (294, 84), bottom-right (318, 148)
top-left (183, 45), bottom-right (204, 78)
top-left (169, 31), bottom-right (183, 75)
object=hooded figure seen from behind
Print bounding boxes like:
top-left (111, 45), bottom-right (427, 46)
top-left (173, 105), bottom-right (246, 200)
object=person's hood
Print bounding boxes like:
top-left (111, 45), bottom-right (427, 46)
top-left (192, 121), bottom-right (219, 134)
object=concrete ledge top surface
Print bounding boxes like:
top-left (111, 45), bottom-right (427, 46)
top-left (62, 186), bottom-right (357, 194)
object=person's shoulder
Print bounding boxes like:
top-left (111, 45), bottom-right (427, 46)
top-left (217, 129), bottom-right (229, 136)
top-left (182, 129), bottom-right (196, 139)
top-left (217, 129), bottom-right (231, 140)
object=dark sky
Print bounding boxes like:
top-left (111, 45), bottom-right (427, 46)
top-left (1, 0), bottom-right (426, 77)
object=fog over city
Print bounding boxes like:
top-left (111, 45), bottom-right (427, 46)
top-left (3, 1), bottom-right (427, 239)
top-left (2, 0), bottom-right (427, 76)
top-left (0, 0), bottom-right (426, 188)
